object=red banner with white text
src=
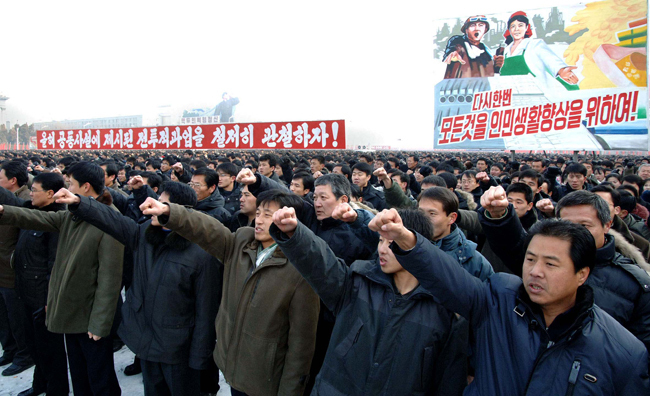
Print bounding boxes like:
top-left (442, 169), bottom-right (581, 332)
top-left (37, 120), bottom-right (345, 150)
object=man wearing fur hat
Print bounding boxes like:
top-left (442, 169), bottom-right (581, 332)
top-left (443, 15), bottom-right (501, 79)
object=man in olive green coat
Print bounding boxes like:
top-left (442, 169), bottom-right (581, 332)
top-left (0, 162), bottom-right (123, 396)
top-left (141, 189), bottom-right (319, 396)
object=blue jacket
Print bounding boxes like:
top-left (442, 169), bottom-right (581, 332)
top-left (434, 225), bottom-right (493, 281)
top-left (272, 222), bottom-right (466, 396)
top-left (394, 233), bottom-right (649, 395)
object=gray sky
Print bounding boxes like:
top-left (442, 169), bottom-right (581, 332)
top-left (1, 0), bottom-right (584, 149)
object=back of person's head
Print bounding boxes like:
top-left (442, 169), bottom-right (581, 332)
top-left (435, 163), bottom-right (455, 174)
top-left (33, 172), bottom-right (65, 193)
top-left (437, 172), bottom-right (458, 189)
top-left (349, 184), bottom-right (363, 201)
top-left (619, 183), bottom-right (640, 198)
top-left (58, 156), bottom-right (76, 168)
top-left (617, 188), bottom-right (637, 213)
top-left (623, 174), bottom-right (644, 192)
top-left (417, 186), bottom-right (459, 215)
top-left (163, 155), bottom-right (178, 165)
top-left (398, 209), bottom-right (434, 241)
top-left (507, 182), bottom-right (534, 203)
top-left (421, 175), bottom-right (447, 189)
top-left (160, 181), bottom-right (197, 207)
top-left (140, 171), bottom-right (163, 192)
top-left (555, 190), bottom-right (611, 227)
top-left (351, 162), bottom-right (373, 176)
top-left (314, 173), bottom-right (351, 200)
top-left (418, 165), bottom-right (434, 178)
top-left (525, 220), bottom-right (596, 273)
top-left (0, 160), bottom-right (28, 187)
top-left (216, 162), bottom-right (239, 177)
top-left (190, 159), bottom-right (207, 170)
top-left (192, 167), bottom-right (219, 189)
top-left (67, 162), bottom-right (105, 195)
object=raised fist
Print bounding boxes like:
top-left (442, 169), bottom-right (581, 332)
top-left (139, 197), bottom-right (169, 217)
top-left (272, 206), bottom-right (298, 235)
top-left (476, 172), bottom-right (490, 183)
top-left (480, 186), bottom-right (508, 218)
top-left (53, 188), bottom-right (80, 205)
top-left (368, 208), bottom-right (413, 248)
top-left (128, 175), bottom-right (145, 190)
top-left (331, 203), bottom-right (358, 223)
top-left (236, 168), bottom-right (257, 185)
top-left (536, 199), bottom-right (555, 215)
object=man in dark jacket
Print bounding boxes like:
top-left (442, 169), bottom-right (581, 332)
top-left (351, 162), bottom-right (386, 211)
top-left (376, 209), bottom-right (649, 394)
top-left (55, 180), bottom-right (219, 396)
top-left (216, 162), bottom-right (241, 216)
top-left (480, 187), bottom-right (650, 355)
top-left (0, 173), bottom-right (69, 396)
top-left (190, 167), bottom-right (230, 223)
top-left (270, 207), bottom-right (466, 395)
top-left (0, 162), bottom-right (124, 395)
top-left (215, 92), bottom-right (239, 122)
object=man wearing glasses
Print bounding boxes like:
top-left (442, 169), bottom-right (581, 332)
top-left (188, 168), bottom-right (230, 223)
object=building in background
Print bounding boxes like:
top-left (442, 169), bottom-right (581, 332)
top-left (33, 115), bottom-right (143, 131)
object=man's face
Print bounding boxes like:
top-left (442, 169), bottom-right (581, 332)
top-left (217, 172), bottom-right (234, 190)
top-left (594, 191), bottom-right (619, 222)
top-left (460, 175), bottom-right (479, 192)
top-left (190, 174), bottom-right (214, 201)
top-left (566, 173), bottom-right (585, 191)
top-left (414, 168), bottom-right (424, 183)
top-left (559, 205), bottom-right (609, 249)
top-left (313, 184), bottom-right (346, 220)
top-left (466, 22), bottom-right (487, 44)
top-left (391, 176), bottom-right (408, 193)
top-left (352, 170), bottom-right (371, 189)
top-left (146, 164), bottom-right (155, 172)
top-left (161, 161), bottom-right (171, 172)
top-left (522, 235), bottom-right (588, 318)
top-left (476, 160), bottom-right (487, 171)
top-left (374, 160), bottom-right (384, 170)
top-left (418, 198), bottom-right (455, 241)
top-left (100, 165), bottom-right (113, 187)
top-left (29, 182), bottom-right (53, 208)
top-left (310, 159), bottom-right (323, 174)
top-left (582, 163), bottom-right (593, 177)
top-left (531, 161), bottom-right (544, 173)
top-left (358, 157), bottom-right (368, 164)
top-left (489, 166), bottom-right (501, 177)
top-left (508, 192), bottom-right (533, 218)
top-left (239, 186), bottom-right (257, 216)
top-left (377, 236), bottom-right (406, 275)
top-left (0, 169), bottom-right (15, 191)
top-left (258, 160), bottom-right (274, 177)
top-left (67, 175), bottom-right (91, 197)
top-left (332, 166), bottom-right (344, 175)
top-left (606, 176), bottom-right (621, 188)
top-left (290, 178), bottom-right (308, 197)
top-left (254, 201), bottom-right (280, 248)
top-left (638, 166), bottom-right (650, 180)
top-left (406, 157), bottom-right (416, 169)
top-left (520, 177), bottom-right (541, 194)
top-left (117, 169), bottom-right (127, 183)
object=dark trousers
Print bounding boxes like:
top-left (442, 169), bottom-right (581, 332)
top-left (0, 286), bottom-right (32, 366)
top-left (23, 303), bottom-right (69, 395)
top-left (141, 359), bottom-right (200, 396)
top-left (65, 333), bottom-right (121, 396)
top-left (199, 358), bottom-right (220, 394)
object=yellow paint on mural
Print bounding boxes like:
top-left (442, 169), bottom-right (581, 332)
top-left (564, 0), bottom-right (647, 89)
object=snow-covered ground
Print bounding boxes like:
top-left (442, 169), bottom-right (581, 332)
top-left (0, 345), bottom-right (231, 396)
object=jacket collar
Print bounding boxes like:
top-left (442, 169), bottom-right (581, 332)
top-left (595, 234), bottom-right (616, 268)
top-left (196, 190), bottom-right (220, 210)
top-left (434, 224), bottom-right (464, 250)
top-left (519, 208), bottom-right (539, 230)
top-left (353, 259), bottom-right (433, 300)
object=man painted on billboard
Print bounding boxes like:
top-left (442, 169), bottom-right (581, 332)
top-left (443, 16), bottom-right (501, 79)
top-left (496, 11), bottom-right (580, 90)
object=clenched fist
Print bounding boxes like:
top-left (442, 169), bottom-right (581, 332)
top-left (272, 206), bottom-right (298, 235)
top-left (331, 203), bottom-right (358, 223)
top-left (236, 168), bottom-right (257, 185)
top-left (53, 188), bottom-right (80, 205)
top-left (368, 209), bottom-right (416, 250)
top-left (480, 186), bottom-right (508, 218)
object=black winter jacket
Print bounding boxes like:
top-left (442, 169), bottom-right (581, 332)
top-left (479, 205), bottom-right (650, 354)
top-left (195, 189), bottom-right (230, 223)
top-left (70, 196), bottom-right (220, 370)
top-left (360, 185), bottom-right (386, 211)
top-left (272, 222), bottom-right (466, 396)
top-left (219, 184), bottom-right (242, 216)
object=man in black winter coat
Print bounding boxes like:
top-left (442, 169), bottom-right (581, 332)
top-left (0, 173), bottom-right (69, 396)
top-left (54, 180), bottom-right (219, 396)
top-left (190, 167), bottom-right (230, 223)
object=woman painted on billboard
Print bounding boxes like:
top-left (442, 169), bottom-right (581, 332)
top-left (494, 11), bottom-right (580, 91)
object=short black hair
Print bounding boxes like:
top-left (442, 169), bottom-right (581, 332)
top-left (192, 167), bottom-right (219, 189)
top-left (0, 160), bottom-right (28, 187)
top-left (140, 171), bottom-right (163, 191)
top-left (256, 189), bottom-right (305, 217)
top-left (418, 166), bottom-right (434, 178)
top-left (507, 182), bottom-right (534, 203)
top-left (591, 184), bottom-right (621, 207)
top-left (190, 159), bottom-right (207, 170)
top-left (100, 161), bottom-right (119, 178)
top-left (216, 162), bottom-right (239, 177)
top-left (67, 162), bottom-right (105, 195)
top-left (146, 158), bottom-right (162, 170)
top-left (398, 209), bottom-right (434, 241)
top-left (160, 181), bottom-right (197, 207)
top-left (33, 172), bottom-right (65, 193)
top-left (351, 162), bottom-right (373, 176)
top-left (525, 220), bottom-right (596, 273)
top-left (417, 186), bottom-right (459, 215)
top-left (311, 155), bottom-right (325, 165)
top-left (292, 171), bottom-right (314, 193)
top-left (437, 172), bottom-right (458, 189)
top-left (617, 188), bottom-right (637, 213)
top-left (564, 163), bottom-right (587, 177)
top-left (555, 190), bottom-right (611, 227)
top-left (421, 175), bottom-right (447, 188)
top-left (623, 174), bottom-right (644, 192)
top-left (334, 163), bottom-right (351, 179)
top-left (259, 154), bottom-right (279, 167)
top-left (519, 169), bottom-right (542, 188)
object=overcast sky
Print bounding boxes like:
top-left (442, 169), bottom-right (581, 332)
top-left (1, 0), bottom-right (586, 149)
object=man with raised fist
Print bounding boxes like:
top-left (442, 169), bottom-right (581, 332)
top-left (479, 186), bottom-right (650, 355)
top-left (139, 189), bottom-right (318, 396)
top-left (269, 205), bottom-right (466, 395)
top-left (369, 208), bottom-right (648, 394)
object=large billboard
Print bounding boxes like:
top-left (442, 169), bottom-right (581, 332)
top-left (433, 2), bottom-right (647, 151)
top-left (36, 120), bottom-right (345, 150)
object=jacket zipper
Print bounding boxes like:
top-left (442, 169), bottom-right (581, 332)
top-left (565, 359), bottom-right (581, 396)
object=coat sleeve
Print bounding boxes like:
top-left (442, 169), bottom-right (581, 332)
top-left (478, 205), bottom-right (528, 277)
top-left (384, 182), bottom-right (417, 209)
top-left (0, 186), bottom-right (27, 207)
top-left (69, 196), bottom-right (140, 250)
top-left (0, 205), bottom-right (65, 233)
top-left (393, 232), bottom-right (491, 325)
top-left (277, 276), bottom-right (320, 395)
top-left (188, 256), bottom-right (219, 370)
top-left (87, 229), bottom-right (124, 337)
top-left (46, 231), bottom-right (59, 281)
top-left (271, 222), bottom-right (356, 315)
top-left (247, 173), bottom-right (290, 196)
top-left (348, 209), bottom-right (379, 252)
top-left (161, 203), bottom-right (236, 263)
top-left (456, 209), bottom-right (484, 235)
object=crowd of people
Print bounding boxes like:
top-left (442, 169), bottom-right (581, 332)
top-left (0, 148), bottom-right (649, 395)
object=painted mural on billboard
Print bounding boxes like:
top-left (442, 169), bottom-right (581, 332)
top-left (432, 1), bottom-right (647, 151)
